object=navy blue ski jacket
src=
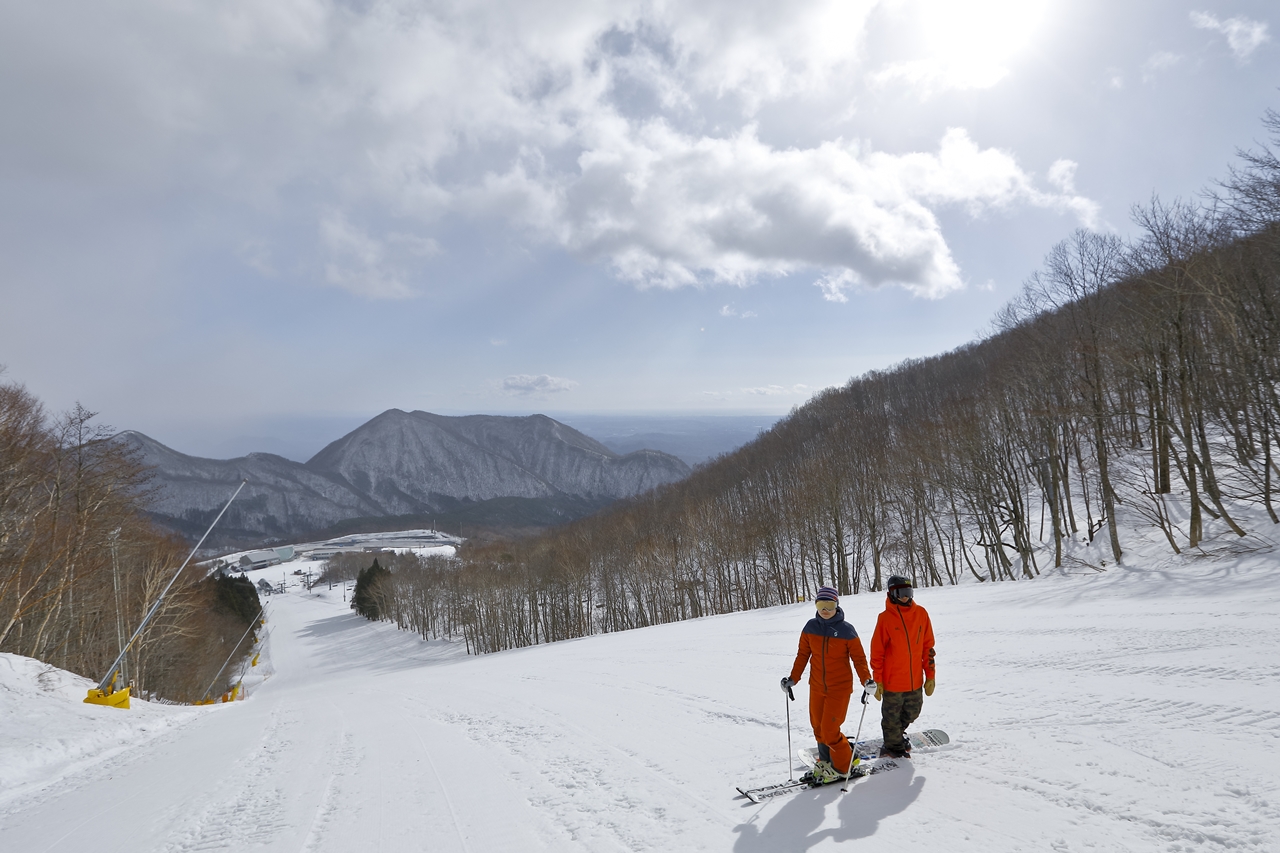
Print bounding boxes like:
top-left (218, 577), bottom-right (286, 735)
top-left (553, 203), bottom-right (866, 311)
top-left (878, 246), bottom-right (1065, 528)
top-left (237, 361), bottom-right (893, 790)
top-left (788, 606), bottom-right (872, 695)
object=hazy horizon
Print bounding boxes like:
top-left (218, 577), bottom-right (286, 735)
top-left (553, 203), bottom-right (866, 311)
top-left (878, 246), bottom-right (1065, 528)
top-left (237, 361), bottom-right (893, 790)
top-left (127, 410), bottom-right (784, 467)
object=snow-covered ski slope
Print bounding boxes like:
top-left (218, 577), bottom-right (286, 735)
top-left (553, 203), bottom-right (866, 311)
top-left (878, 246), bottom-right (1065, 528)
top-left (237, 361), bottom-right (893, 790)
top-left (3, 541), bottom-right (1279, 851)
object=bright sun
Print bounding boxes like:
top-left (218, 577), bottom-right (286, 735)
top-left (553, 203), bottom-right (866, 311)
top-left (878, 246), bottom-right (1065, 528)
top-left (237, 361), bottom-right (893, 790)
top-left (875, 0), bottom-right (1054, 92)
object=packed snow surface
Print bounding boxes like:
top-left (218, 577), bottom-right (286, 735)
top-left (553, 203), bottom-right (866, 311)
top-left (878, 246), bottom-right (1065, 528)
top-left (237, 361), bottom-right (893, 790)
top-left (3, 548), bottom-right (1278, 851)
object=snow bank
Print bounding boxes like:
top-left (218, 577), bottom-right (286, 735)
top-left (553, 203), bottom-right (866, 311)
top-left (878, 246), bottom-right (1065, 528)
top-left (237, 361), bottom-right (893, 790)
top-left (0, 653), bottom-right (203, 806)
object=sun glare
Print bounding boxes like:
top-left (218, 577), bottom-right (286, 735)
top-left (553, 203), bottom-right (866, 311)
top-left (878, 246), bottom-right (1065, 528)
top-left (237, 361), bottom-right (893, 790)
top-left (875, 0), bottom-right (1054, 93)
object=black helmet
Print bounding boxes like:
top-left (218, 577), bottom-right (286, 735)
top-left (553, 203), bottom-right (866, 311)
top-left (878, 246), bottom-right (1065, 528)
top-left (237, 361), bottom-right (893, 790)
top-left (887, 576), bottom-right (914, 605)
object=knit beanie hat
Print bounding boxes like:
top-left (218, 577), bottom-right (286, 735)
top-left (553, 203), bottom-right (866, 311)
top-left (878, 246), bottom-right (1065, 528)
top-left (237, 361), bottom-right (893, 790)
top-left (815, 586), bottom-right (839, 604)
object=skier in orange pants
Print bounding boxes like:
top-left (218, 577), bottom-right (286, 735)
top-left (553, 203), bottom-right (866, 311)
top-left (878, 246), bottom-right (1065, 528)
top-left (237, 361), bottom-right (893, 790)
top-left (782, 586), bottom-right (876, 783)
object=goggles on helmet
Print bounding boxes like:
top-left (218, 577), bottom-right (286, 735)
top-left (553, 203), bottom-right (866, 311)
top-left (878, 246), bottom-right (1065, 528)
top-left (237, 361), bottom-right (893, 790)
top-left (889, 585), bottom-right (914, 602)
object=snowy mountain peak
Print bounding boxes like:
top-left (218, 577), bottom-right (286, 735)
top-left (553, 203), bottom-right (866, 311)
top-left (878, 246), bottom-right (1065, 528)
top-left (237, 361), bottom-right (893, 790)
top-left (118, 412), bottom-right (691, 545)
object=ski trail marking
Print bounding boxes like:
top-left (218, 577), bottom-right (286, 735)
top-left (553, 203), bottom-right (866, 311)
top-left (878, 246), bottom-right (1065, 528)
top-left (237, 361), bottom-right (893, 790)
top-left (405, 709), bottom-right (472, 853)
top-left (300, 704), bottom-right (355, 853)
top-left (428, 690), bottom-right (735, 849)
top-left (31, 768), bottom-right (169, 853)
top-left (158, 702), bottom-right (294, 852)
top-left (514, 693), bottom-right (735, 826)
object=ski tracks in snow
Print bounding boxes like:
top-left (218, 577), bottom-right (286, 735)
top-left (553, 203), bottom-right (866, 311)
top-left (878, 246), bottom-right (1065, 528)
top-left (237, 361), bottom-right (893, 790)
top-left (157, 704), bottom-right (295, 852)
top-left (430, 704), bottom-right (649, 849)
top-left (299, 709), bottom-right (358, 853)
top-left (428, 689), bottom-right (736, 852)
top-left (946, 602), bottom-right (1280, 852)
top-left (156, 700), bottom-right (359, 853)
top-left (956, 755), bottom-right (1276, 852)
top-left (403, 707), bottom-right (471, 853)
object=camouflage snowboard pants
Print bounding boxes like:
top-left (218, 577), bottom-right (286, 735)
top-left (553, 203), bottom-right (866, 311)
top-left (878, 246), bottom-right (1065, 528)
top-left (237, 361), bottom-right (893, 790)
top-left (880, 688), bottom-right (924, 752)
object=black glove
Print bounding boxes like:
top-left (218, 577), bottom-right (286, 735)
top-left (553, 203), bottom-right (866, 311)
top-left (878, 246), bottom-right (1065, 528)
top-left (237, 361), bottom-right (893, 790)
top-left (780, 677), bottom-right (795, 700)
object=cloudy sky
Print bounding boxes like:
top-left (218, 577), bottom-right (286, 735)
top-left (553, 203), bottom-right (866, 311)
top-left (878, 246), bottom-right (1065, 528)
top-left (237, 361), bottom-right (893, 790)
top-left (2, 0), bottom-right (1277, 457)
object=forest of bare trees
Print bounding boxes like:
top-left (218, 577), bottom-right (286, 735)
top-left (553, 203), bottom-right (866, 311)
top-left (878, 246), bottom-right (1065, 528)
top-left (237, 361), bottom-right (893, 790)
top-left (0, 382), bottom-right (257, 700)
top-left (347, 112), bottom-right (1280, 656)
top-left (13, 114), bottom-right (1280, 671)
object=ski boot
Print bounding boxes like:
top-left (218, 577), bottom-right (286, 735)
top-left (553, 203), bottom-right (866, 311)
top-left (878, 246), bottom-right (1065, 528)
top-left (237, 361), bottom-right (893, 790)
top-left (808, 759), bottom-right (846, 785)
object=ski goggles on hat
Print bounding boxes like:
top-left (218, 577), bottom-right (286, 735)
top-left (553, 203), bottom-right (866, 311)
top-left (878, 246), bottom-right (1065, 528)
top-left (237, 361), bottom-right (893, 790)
top-left (889, 585), bottom-right (914, 602)
top-left (816, 601), bottom-right (837, 612)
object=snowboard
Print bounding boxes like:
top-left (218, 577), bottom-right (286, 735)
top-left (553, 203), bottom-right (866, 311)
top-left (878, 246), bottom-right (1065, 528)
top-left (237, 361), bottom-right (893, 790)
top-left (736, 729), bottom-right (949, 804)
top-left (798, 728), bottom-right (951, 768)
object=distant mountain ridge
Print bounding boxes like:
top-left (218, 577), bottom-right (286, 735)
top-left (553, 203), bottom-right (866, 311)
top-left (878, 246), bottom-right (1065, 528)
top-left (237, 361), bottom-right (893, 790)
top-left (120, 410), bottom-right (692, 546)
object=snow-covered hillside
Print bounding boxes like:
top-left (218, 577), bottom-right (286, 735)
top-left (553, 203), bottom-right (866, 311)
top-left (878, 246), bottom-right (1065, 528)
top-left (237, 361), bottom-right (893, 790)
top-left (3, 540), bottom-right (1278, 851)
top-left (122, 409), bottom-right (693, 543)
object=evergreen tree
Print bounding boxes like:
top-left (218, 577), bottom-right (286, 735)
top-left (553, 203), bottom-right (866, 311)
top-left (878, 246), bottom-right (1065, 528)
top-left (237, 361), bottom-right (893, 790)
top-left (209, 573), bottom-right (262, 627)
top-left (351, 559), bottom-right (390, 620)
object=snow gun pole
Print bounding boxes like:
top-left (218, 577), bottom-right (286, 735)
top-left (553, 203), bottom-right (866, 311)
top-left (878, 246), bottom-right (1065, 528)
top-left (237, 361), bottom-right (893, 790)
top-left (784, 681), bottom-right (795, 781)
top-left (86, 480), bottom-right (247, 708)
top-left (198, 604), bottom-right (264, 703)
top-left (841, 688), bottom-right (871, 793)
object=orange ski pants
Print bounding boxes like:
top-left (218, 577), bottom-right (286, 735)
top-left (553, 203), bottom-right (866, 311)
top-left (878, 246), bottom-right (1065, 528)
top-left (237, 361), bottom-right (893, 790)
top-left (809, 688), bottom-right (853, 773)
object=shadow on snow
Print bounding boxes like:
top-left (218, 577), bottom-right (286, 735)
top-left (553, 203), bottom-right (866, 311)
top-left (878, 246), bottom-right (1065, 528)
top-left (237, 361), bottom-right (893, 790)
top-left (733, 764), bottom-right (925, 851)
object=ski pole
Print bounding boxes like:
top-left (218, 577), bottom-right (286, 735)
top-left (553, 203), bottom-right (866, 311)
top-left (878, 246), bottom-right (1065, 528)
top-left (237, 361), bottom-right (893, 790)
top-left (842, 687), bottom-right (871, 792)
top-left (783, 680), bottom-right (795, 781)
top-left (851, 690), bottom-right (869, 763)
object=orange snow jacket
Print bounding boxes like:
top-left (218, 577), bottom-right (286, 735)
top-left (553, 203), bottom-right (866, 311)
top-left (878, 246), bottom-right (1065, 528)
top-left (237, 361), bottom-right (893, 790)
top-left (788, 607), bottom-right (872, 695)
top-left (870, 598), bottom-right (936, 693)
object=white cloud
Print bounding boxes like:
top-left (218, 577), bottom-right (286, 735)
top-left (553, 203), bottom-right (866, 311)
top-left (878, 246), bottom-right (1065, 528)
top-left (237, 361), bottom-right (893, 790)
top-left (237, 238), bottom-right (276, 277)
top-left (501, 374), bottom-right (579, 396)
top-left (0, 0), bottom-right (1097, 306)
top-left (871, 59), bottom-right (1008, 96)
top-left (816, 270), bottom-right (858, 303)
top-left (867, 0), bottom-right (1052, 97)
top-left (495, 125), bottom-right (1097, 298)
top-left (1142, 51), bottom-right (1183, 82)
top-left (1047, 159), bottom-right (1078, 193)
top-left (743, 384), bottom-right (809, 396)
top-left (720, 304), bottom-right (757, 318)
top-left (1191, 11), bottom-right (1270, 60)
top-left (319, 211), bottom-right (437, 299)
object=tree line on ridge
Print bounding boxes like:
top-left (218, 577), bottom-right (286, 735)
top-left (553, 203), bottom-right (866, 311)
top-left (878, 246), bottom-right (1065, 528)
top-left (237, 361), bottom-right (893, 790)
top-left (0, 389), bottom-right (260, 700)
top-left (344, 112), bottom-right (1280, 655)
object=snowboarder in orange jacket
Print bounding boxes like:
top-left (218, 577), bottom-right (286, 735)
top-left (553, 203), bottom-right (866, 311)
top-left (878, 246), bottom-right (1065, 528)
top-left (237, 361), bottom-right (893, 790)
top-left (782, 586), bottom-right (875, 783)
top-left (870, 575), bottom-right (936, 758)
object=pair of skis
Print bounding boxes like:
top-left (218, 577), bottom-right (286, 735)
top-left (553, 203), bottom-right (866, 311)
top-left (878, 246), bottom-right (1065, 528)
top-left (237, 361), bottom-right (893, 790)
top-left (735, 729), bottom-right (950, 804)
top-left (735, 757), bottom-right (899, 802)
